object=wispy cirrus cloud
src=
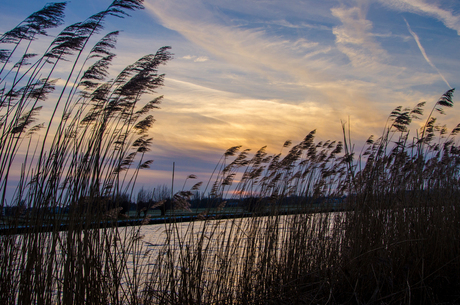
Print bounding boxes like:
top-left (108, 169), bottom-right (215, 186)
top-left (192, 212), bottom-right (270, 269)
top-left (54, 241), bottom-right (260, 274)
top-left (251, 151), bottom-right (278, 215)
top-left (403, 17), bottom-right (451, 88)
top-left (144, 0), bottom-right (331, 85)
top-left (142, 0), bottom-right (454, 147)
top-left (145, 0), bottom-right (438, 93)
top-left (331, 4), bottom-right (389, 69)
top-left (183, 55), bottom-right (209, 62)
top-left (378, 0), bottom-right (460, 35)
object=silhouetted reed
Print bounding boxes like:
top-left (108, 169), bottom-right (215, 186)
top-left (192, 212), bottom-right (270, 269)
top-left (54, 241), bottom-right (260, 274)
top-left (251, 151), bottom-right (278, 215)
top-left (2, 2), bottom-right (460, 304)
top-left (145, 88), bottom-right (460, 304)
top-left (1, 1), bottom-right (173, 303)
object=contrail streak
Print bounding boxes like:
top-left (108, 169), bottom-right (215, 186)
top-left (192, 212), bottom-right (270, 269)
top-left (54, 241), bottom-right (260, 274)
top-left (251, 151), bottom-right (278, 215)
top-left (404, 17), bottom-right (452, 88)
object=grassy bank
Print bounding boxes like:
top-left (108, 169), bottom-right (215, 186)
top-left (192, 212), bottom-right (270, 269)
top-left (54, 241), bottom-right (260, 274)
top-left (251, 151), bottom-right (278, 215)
top-left (1, 1), bottom-right (460, 304)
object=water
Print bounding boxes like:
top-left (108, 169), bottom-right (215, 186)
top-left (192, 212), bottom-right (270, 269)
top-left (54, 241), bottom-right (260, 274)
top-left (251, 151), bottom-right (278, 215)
top-left (2, 212), bottom-right (343, 303)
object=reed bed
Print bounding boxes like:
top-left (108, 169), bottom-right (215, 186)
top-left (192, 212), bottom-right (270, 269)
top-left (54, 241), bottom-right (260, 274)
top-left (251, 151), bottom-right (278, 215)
top-left (143, 89), bottom-right (460, 304)
top-left (1, 2), bottom-right (460, 304)
top-left (0, 1), bottom-right (173, 303)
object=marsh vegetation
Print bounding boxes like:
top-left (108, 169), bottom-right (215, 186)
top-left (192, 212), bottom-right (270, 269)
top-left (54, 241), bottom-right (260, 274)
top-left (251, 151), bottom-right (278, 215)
top-left (1, 1), bottom-right (460, 304)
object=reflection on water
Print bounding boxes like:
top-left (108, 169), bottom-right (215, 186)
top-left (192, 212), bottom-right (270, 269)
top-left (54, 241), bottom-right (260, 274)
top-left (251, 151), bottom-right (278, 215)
top-left (126, 212), bottom-right (343, 302)
top-left (127, 212), bottom-right (341, 273)
top-left (139, 212), bottom-right (340, 248)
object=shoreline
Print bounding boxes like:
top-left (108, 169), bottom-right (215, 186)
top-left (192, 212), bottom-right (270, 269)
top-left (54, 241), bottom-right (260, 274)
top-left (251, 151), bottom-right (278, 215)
top-left (0, 205), bottom-right (344, 235)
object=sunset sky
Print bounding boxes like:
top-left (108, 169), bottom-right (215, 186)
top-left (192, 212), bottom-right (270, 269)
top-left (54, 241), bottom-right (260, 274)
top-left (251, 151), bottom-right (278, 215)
top-left (2, 0), bottom-right (460, 194)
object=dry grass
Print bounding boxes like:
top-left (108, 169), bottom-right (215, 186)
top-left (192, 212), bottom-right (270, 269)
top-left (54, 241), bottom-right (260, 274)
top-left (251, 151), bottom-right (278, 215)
top-left (1, 2), bottom-right (460, 304)
top-left (0, 1), bottom-right (172, 303)
top-left (141, 89), bottom-right (460, 304)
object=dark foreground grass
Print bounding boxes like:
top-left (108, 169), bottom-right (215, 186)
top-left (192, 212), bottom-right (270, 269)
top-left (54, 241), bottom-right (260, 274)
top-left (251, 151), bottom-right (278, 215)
top-left (1, 2), bottom-right (460, 304)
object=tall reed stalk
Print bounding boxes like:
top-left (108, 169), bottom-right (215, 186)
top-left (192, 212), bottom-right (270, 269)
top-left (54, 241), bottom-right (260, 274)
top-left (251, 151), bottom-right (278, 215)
top-left (142, 89), bottom-right (460, 304)
top-left (1, 2), bottom-right (460, 304)
top-left (0, 1), bottom-right (173, 303)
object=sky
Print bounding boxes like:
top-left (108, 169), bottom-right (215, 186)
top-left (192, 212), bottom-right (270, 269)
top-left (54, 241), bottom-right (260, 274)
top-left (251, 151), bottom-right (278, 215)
top-left (1, 0), bottom-right (460, 196)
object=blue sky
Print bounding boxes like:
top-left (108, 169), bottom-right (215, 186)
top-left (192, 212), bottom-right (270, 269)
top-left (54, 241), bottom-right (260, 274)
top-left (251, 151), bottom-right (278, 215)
top-left (1, 0), bottom-right (460, 194)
